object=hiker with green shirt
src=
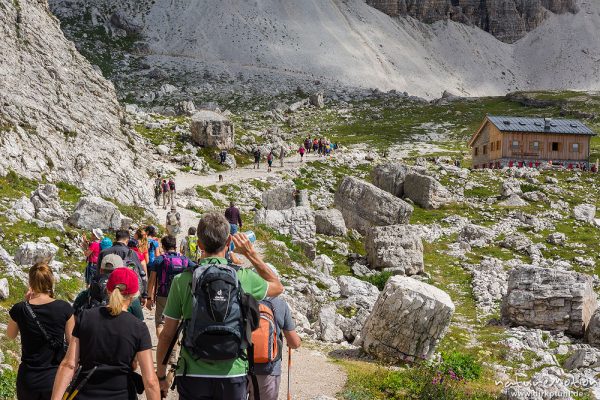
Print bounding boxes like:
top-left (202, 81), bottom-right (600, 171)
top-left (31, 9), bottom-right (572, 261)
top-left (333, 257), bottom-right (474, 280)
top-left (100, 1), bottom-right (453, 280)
top-left (156, 212), bottom-right (284, 400)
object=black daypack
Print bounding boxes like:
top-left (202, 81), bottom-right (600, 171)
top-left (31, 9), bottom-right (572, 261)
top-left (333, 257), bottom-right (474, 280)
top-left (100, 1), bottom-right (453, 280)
top-left (124, 250), bottom-right (147, 297)
top-left (182, 261), bottom-right (259, 362)
top-left (86, 274), bottom-right (110, 310)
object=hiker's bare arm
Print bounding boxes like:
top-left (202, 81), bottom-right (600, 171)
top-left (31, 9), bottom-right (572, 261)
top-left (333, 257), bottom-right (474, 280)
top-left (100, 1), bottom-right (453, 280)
top-left (6, 318), bottom-right (18, 339)
top-left (146, 271), bottom-right (157, 309)
top-left (83, 247), bottom-right (93, 257)
top-left (229, 252), bottom-right (243, 265)
top-left (51, 337), bottom-right (80, 400)
top-left (232, 233), bottom-right (283, 297)
top-left (156, 317), bottom-right (178, 378)
top-left (138, 349), bottom-right (161, 400)
top-left (284, 330), bottom-right (302, 350)
top-left (64, 315), bottom-right (75, 344)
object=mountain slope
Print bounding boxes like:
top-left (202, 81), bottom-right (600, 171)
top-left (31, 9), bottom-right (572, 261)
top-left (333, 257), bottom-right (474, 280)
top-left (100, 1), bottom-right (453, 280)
top-left (49, 0), bottom-right (600, 98)
top-left (0, 0), bottom-right (151, 205)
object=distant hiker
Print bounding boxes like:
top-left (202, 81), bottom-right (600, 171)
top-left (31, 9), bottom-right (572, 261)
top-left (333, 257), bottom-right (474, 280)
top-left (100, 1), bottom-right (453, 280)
top-left (51, 268), bottom-right (161, 400)
top-left (180, 227), bottom-right (200, 262)
top-left (318, 138), bottom-right (323, 155)
top-left (7, 263), bottom-right (74, 400)
top-left (248, 265), bottom-right (302, 400)
top-left (166, 206), bottom-right (182, 236)
top-left (169, 178), bottom-right (176, 205)
top-left (267, 151), bottom-right (274, 172)
top-left (154, 173), bottom-right (162, 206)
top-left (145, 225), bottom-right (162, 265)
top-left (225, 201), bottom-right (243, 235)
top-left (253, 148), bottom-right (261, 169)
top-left (162, 179), bottom-right (170, 209)
top-left (96, 230), bottom-right (148, 304)
top-left (304, 137), bottom-right (311, 153)
top-left (82, 228), bottom-right (103, 285)
top-left (147, 235), bottom-right (197, 338)
top-left (298, 145), bottom-right (305, 162)
top-left (312, 138), bottom-right (318, 153)
top-left (279, 146), bottom-right (285, 168)
top-left (155, 213), bottom-right (284, 400)
top-left (73, 254), bottom-right (144, 320)
top-left (219, 150), bottom-right (227, 164)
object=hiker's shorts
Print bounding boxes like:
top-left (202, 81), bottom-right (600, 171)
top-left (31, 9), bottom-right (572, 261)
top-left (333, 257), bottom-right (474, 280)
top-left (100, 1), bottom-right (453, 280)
top-left (248, 374), bottom-right (281, 400)
top-left (176, 376), bottom-right (247, 400)
top-left (155, 296), bottom-right (168, 328)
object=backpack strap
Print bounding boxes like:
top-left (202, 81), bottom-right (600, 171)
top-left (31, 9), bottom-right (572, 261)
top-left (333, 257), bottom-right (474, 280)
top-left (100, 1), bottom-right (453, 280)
top-left (248, 345), bottom-right (261, 400)
top-left (24, 302), bottom-right (59, 349)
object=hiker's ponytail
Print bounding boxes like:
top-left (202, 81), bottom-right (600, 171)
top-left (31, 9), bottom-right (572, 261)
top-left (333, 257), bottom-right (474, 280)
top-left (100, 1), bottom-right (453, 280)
top-left (107, 285), bottom-right (126, 316)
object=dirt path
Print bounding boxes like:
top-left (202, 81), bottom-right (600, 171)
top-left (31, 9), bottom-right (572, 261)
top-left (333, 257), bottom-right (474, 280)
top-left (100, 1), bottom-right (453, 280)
top-left (147, 151), bottom-right (347, 399)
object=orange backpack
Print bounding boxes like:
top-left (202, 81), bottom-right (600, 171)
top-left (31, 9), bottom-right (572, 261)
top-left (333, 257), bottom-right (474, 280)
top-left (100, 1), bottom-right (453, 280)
top-left (252, 301), bottom-right (279, 369)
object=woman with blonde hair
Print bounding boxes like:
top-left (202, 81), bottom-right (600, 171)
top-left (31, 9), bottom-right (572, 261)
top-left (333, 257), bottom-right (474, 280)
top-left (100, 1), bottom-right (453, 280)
top-left (134, 228), bottom-right (149, 265)
top-left (51, 268), bottom-right (160, 400)
top-left (7, 263), bottom-right (75, 400)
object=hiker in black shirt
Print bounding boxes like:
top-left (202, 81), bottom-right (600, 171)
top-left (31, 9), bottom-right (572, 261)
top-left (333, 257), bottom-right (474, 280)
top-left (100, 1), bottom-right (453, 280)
top-left (7, 263), bottom-right (75, 400)
top-left (51, 268), bottom-right (160, 400)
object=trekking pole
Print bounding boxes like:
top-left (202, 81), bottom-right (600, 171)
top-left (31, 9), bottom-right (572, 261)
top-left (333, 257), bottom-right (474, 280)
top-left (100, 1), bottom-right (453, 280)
top-left (287, 347), bottom-right (292, 400)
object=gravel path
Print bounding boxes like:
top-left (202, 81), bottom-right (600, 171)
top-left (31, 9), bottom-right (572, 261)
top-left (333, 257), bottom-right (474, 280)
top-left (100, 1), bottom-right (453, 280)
top-left (146, 152), bottom-right (347, 399)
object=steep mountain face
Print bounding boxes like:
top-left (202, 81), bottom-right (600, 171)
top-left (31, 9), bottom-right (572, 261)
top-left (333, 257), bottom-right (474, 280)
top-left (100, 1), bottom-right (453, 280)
top-left (47, 0), bottom-right (600, 99)
top-left (0, 0), bottom-right (151, 205)
top-left (366, 0), bottom-right (579, 43)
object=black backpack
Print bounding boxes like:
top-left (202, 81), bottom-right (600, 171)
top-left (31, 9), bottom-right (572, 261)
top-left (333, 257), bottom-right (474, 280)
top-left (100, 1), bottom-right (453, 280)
top-left (124, 250), bottom-right (147, 297)
top-left (182, 261), bottom-right (259, 361)
top-left (84, 274), bottom-right (110, 311)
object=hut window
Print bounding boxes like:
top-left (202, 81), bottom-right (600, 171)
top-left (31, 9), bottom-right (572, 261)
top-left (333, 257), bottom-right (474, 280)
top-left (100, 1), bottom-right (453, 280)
top-left (529, 141), bottom-right (540, 151)
top-left (572, 143), bottom-right (580, 153)
top-left (551, 142), bottom-right (560, 152)
top-left (483, 145), bottom-right (488, 155)
top-left (512, 140), bottom-right (519, 150)
top-left (497, 140), bottom-right (501, 150)
top-left (474, 147), bottom-right (478, 156)
top-left (491, 142), bottom-right (495, 152)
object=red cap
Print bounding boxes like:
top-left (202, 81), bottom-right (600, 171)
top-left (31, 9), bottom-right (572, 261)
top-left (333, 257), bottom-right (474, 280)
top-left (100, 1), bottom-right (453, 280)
top-left (107, 267), bottom-right (139, 295)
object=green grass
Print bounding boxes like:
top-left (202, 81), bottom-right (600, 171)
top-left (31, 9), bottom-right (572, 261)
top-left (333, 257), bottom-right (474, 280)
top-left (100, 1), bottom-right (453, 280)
top-left (56, 181), bottom-right (82, 204)
top-left (0, 170), bottom-right (38, 199)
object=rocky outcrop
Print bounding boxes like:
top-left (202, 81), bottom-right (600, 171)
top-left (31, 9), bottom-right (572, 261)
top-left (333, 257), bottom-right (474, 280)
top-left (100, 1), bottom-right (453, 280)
top-left (335, 177), bottom-right (413, 235)
top-left (502, 266), bottom-right (598, 337)
top-left (365, 225), bottom-right (424, 275)
top-left (371, 162), bottom-right (410, 198)
top-left (403, 172), bottom-right (452, 209)
top-left (314, 209), bottom-right (347, 237)
top-left (262, 183), bottom-right (296, 210)
top-left (14, 239), bottom-right (59, 266)
top-left (254, 207), bottom-right (316, 259)
top-left (587, 308), bottom-right (600, 348)
top-left (573, 204), bottom-right (596, 223)
top-left (190, 110), bottom-right (235, 149)
top-left (30, 184), bottom-right (68, 222)
top-left (361, 276), bottom-right (454, 362)
top-left (68, 196), bottom-right (126, 231)
top-left (366, 0), bottom-right (579, 43)
top-left (0, 0), bottom-right (151, 205)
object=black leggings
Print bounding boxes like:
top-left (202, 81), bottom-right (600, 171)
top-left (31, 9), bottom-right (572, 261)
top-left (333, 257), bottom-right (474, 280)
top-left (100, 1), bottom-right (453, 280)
top-left (17, 386), bottom-right (51, 400)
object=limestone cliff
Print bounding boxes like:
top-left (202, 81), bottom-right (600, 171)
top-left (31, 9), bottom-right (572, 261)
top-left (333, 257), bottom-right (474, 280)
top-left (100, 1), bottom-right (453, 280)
top-left (0, 0), bottom-right (151, 205)
top-left (366, 0), bottom-right (579, 43)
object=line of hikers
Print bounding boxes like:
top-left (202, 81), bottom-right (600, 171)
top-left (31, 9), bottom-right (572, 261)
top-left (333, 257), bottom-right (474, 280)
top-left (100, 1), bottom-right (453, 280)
top-left (7, 212), bottom-right (301, 400)
top-left (154, 174), bottom-right (177, 209)
top-left (298, 136), bottom-right (337, 162)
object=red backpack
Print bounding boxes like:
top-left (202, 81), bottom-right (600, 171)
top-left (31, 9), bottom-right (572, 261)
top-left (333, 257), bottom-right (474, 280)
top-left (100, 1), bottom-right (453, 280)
top-left (251, 300), bottom-right (280, 373)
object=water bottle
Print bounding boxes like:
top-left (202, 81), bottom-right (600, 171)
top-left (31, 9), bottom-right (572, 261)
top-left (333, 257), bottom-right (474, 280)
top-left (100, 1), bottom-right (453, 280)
top-left (230, 231), bottom-right (256, 252)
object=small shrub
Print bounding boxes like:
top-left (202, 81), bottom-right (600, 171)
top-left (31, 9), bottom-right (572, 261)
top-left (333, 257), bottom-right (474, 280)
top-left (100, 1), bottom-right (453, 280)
top-left (0, 369), bottom-right (17, 399)
top-left (440, 351), bottom-right (482, 381)
top-left (362, 271), bottom-right (393, 291)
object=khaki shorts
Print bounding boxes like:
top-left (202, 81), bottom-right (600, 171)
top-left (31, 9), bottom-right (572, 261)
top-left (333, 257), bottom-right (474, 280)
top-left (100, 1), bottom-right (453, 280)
top-left (155, 296), bottom-right (168, 328)
top-left (248, 375), bottom-right (281, 400)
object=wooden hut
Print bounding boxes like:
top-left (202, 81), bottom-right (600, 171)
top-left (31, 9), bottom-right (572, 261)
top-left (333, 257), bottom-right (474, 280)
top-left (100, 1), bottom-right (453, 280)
top-left (469, 115), bottom-right (595, 169)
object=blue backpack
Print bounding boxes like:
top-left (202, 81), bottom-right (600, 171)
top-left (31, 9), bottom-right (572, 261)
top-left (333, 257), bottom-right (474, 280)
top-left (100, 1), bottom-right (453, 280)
top-left (157, 253), bottom-right (189, 298)
top-left (148, 239), bottom-right (159, 264)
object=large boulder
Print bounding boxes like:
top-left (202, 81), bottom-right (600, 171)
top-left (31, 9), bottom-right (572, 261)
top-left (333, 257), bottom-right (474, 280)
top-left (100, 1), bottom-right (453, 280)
top-left (501, 179), bottom-right (522, 197)
top-left (586, 308), bottom-right (600, 348)
top-left (501, 266), bottom-right (598, 336)
top-left (262, 183), bottom-right (296, 210)
top-left (30, 184), bottom-right (68, 222)
top-left (10, 196), bottom-right (36, 221)
top-left (335, 276), bottom-right (380, 343)
top-left (573, 204), bottom-right (596, 223)
top-left (254, 207), bottom-right (316, 259)
top-left (14, 239), bottom-right (59, 266)
top-left (68, 196), bottom-right (125, 231)
top-left (458, 224), bottom-right (496, 247)
top-left (371, 162), bottom-right (410, 197)
top-left (314, 209), bottom-right (347, 236)
top-left (403, 172), bottom-right (452, 209)
top-left (361, 276), bottom-right (455, 362)
top-left (191, 110), bottom-right (235, 149)
top-left (334, 176), bottom-right (413, 235)
top-left (365, 225), bottom-right (424, 275)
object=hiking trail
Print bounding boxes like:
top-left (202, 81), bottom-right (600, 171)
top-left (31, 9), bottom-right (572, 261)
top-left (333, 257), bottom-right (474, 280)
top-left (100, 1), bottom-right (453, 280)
top-left (147, 152), bottom-right (347, 400)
